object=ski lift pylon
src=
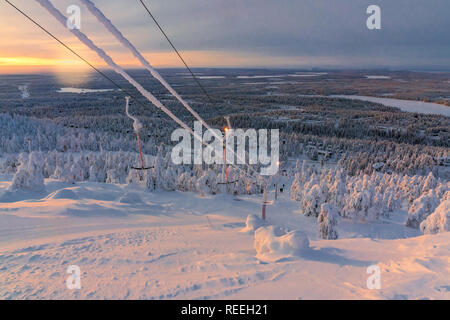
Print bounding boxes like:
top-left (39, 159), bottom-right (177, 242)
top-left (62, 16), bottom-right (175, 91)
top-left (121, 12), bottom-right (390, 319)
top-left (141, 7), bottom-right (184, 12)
top-left (125, 96), bottom-right (153, 171)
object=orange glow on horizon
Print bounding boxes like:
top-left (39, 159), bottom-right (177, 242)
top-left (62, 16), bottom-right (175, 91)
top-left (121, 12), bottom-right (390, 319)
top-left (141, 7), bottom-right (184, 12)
top-left (0, 50), bottom-right (257, 74)
top-left (0, 56), bottom-right (85, 66)
top-left (0, 50), bottom-right (318, 74)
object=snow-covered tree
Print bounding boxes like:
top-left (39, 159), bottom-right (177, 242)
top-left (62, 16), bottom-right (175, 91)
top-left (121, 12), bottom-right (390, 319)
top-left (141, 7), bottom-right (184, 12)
top-left (163, 165), bottom-right (177, 191)
top-left (342, 189), bottom-right (371, 220)
top-left (406, 189), bottom-right (440, 228)
top-left (318, 203), bottom-right (338, 239)
top-left (89, 154), bottom-right (106, 182)
top-left (152, 148), bottom-right (165, 189)
top-left (69, 161), bottom-right (84, 183)
top-left (290, 173), bottom-right (303, 201)
top-left (420, 199), bottom-right (450, 234)
top-left (302, 184), bottom-right (323, 217)
top-left (422, 172), bottom-right (437, 193)
top-left (328, 176), bottom-right (346, 209)
top-left (106, 168), bottom-right (121, 184)
top-left (177, 171), bottom-right (191, 192)
top-left (144, 170), bottom-right (155, 191)
top-left (196, 173), bottom-right (210, 196)
top-left (9, 152), bottom-right (45, 191)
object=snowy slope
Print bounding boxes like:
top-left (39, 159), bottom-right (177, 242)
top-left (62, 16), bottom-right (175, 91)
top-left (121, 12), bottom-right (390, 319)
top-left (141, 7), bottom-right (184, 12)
top-left (0, 179), bottom-right (449, 300)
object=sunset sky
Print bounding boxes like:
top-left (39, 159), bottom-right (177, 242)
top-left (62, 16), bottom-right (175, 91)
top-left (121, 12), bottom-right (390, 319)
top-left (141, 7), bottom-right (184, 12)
top-left (0, 0), bottom-right (449, 74)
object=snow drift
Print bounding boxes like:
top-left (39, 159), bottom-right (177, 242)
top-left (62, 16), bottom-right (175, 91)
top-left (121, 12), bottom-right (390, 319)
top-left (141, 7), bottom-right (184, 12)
top-left (254, 226), bottom-right (309, 262)
top-left (241, 214), bottom-right (265, 233)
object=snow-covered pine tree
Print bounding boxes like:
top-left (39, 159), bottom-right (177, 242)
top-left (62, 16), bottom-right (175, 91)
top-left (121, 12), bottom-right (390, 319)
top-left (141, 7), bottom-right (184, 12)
top-left (422, 172), bottom-right (437, 193)
top-left (342, 189), bottom-right (371, 220)
top-left (302, 184), bottom-right (323, 217)
top-left (318, 203), bottom-right (338, 239)
top-left (153, 147), bottom-right (165, 190)
top-left (328, 176), bottom-right (347, 210)
top-left (9, 152), bottom-right (45, 191)
top-left (406, 189), bottom-right (440, 228)
top-left (163, 164), bottom-right (177, 191)
top-left (177, 171), bottom-right (190, 192)
top-left (420, 197), bottom-right (449, 234)
top-left (290, 173), bottom-right (302, 201)
top-left (196, 173), bottom-right (210, 196)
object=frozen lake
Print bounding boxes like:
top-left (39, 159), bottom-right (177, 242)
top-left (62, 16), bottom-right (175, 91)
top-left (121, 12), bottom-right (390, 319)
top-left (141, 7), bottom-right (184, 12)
top-left (331, 95), bottom-right (450, 116)
top-left (57, 87), bottom-right (115, 94)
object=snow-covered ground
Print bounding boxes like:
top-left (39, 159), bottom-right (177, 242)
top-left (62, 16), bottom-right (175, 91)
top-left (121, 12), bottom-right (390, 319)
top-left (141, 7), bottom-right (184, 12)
top-left (1, 177), bottom-right (448, 300)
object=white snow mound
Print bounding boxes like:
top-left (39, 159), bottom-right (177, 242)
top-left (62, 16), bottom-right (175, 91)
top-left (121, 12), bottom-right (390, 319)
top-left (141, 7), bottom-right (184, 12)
top-left (254, 226), bottom-right (309, 262)
top-left (241, 214), bottom-right (265, 233)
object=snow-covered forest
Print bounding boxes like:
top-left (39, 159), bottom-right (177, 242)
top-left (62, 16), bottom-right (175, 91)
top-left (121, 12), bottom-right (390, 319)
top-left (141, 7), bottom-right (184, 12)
top-left (1, 110), bottom-right (448, 237)
top-left (0, 69), bottom-right (448, 299)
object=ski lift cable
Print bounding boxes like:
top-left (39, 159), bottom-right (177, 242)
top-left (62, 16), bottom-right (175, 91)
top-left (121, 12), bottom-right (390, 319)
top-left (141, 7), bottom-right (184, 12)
top-left (80, 0), bottom-right (250, 171)
top-left (3, 0), bottom-right (146, 109)
top-left (5, 0), bottom-right (155, 172)
top-left (6, 0), bottom-right (262, 180)
top-left (63, 0), bottom-right (256, 177)
top-left (15, 0), bottom-right (208, 151)
top-left (80, 0), bottom-right (255, 175)
top-left (137, 1), bottom-right (263, 179)
top-left (34, 0), bottom-right (245, 170)
top-left (79, 0), bottom-right (218, 140)
top-left (217, 180), bottom-right (238, 185)
top-left (5, 0), bottom-right (203, 153)
top-left (6, 0), bottom-right (225, 173)
top-left (138, 0), bottom-right (214, 104)
top-left (34, 0), bottom-right (206, 144)
top-left (137, 0), bottom-right (241, 150)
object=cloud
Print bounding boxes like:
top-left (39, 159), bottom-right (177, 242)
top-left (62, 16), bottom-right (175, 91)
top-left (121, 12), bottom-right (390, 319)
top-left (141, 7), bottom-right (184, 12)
top-left (1, 0), bottom-right (449, 69)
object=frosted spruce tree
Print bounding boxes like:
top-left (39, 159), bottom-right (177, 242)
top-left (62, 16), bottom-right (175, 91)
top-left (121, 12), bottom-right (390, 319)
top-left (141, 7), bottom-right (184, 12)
top-left (342, 189), bottom-right (371, 220)
top-left (406, 189), bottom-right (440, 228)
top-left (177, 171), bottom-right (191, 192)
top-left (153, 147), bottom-right (165, 190)
top-left (318, 203), bottom-right (338, 240)
top-left (328, 176), bottom-right (347, 210)
top-left (420, 197), bottom-right (450, 234)
top-left (163, 164), bottom-right (177, 191)
top-left (9, 152), bottom-right (45, 191)
top-left (422, 172), bottom-right (437, 193)
top-left (196, 173), bottom-right (210, 196)
top-left (302, 184), bottom-right (323, 217)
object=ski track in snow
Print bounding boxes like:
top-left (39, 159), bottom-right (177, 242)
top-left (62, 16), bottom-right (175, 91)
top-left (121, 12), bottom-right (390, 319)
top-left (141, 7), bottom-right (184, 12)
top-left (0, 226), bottom-right (285, 300)
top-left (1, 226), bottom-right (448, 299)
top-left (0, 180), bottom-right (449, 299)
